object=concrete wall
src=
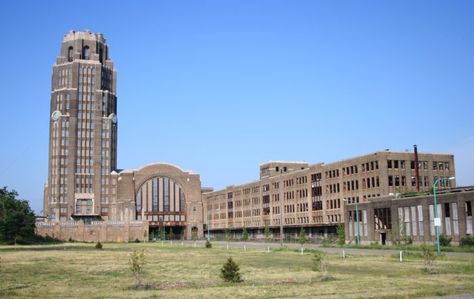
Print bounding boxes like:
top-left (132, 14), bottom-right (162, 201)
top-left (36, 221), bottom-right (148, 242)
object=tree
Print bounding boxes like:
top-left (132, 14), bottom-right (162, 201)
top-left (168, 227), bottom-right (174, 240)
top-left (224, 228), bottom-right (231, 241)
top-left (298, 227), bottom-right (307, 246)
top-left (264, 224), bottom-right (271, 243)
top-left (241, 226), bottom-right (249, 241)
top-left (220, 257), bottom-right (242, 282)
top-left (421, 244), bottom-right (436, 273)
top-left (0, 187), bottom-right (36, 244)
top-left (129, 250), bottom-right (146, 287)
top-left (336, 223), bottom-right (345, 246)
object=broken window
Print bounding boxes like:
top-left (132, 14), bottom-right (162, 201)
top-left (374, 208), bottom-right (391, 230)
top-left (445, 203), bottom-right (450, 218)
top-left (395, 176), bottom-right (400, 186)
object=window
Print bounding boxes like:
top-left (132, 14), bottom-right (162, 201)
top-left (466, 201), bottom-right (472, 217)
top-left (82, 46), bottom-right (90, 60)
top-left (444, 203), bottom-right (450, 218)
top-left (68, 46), bottom-right (74, 62)
top-left (387, 160), bottom-right (392, 168)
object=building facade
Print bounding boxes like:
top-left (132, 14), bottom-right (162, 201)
top-left (39, 30), bottom-right (204, 241)
top-left (44, 30), bottom-right (118, 223)
top-left (345, 188), bottom-right (473, 244)
top-left (38, 30), bottom-right (460, 243)
top-left (202, 151), bottom-right (455, 240)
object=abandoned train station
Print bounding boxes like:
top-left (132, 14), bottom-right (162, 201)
top-left (36, 30), bottom-right (473, 244)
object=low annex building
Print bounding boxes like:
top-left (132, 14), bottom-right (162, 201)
top-left (345, 188), bottom-right (474, 245)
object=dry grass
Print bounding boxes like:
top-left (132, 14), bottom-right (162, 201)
top-left (0, 242), bottom-right (473, 298)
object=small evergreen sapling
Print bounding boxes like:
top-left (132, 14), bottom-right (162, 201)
top-left (95, 241), bottom-right (103, 250)
top-left (220, 257), bottom-right (242, 283)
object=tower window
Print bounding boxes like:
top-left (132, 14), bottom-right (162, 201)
top-left (82, 46), bottom-right (90, 60)
top-left (68, 46), bottom-right (73, 62)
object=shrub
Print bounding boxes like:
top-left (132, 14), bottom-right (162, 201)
top-left (311, 250), bottom-right (325, 272)
top-left (129, 250), bottom-right (146, 287)
top-left (205, 239), bottom-right (212, 248)
top-left (134, 238), bottom-right (140, 243)
top-left (421, 244), bottom-right (436, 273)
top-left (95, 241), bottom-right (103, 250)
top-left (264, 225), bottom-right (271, 242)
top-left (439, 234), bottom-right (452, 247)
top-left (298, 227), bottom-right (307, 246)
top-left (220, 257), bottom-right (242, 283)
top-left (241, 227), bottom-right (249, 241)
top-left (336, 223), bottom-right (345, 246)
top-left (460, 236), bottom-right (474, 247)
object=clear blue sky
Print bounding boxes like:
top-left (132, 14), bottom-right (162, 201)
top-left (0, 1), bottom-right (473, 213)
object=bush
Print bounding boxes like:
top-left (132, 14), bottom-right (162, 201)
top-left (439, 234), bottom-right (452, 247)
top-left (421, 244), bottom-right (436, 273)
top-left (311, 250), bottom-right (325, 272)
top-left (460, 236), bottom-right (474, 247)
top-left (298, 227), bottom-right (307, 246)
top-left (129, 250), bottom-right (146, 287)
top-left (220, 257), bottom-right (242, 283)
top-left (264, 225), bottom-right (271, 243)
top-left (134, 238), bottom-right (140, 243)
top-left (95, 241), bottom-right (103, 250)
top-left (241, 227), bottom-right (249, 241)
top-left (205, 239), bottom-right (212, 248)
top-left (336, 223), bottom-right (345, 246)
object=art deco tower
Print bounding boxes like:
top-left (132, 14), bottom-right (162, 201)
top-left (44, 30), bottom-right (117, 221)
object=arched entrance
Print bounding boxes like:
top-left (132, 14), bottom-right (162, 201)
top-left (135, 176), bottom-right (187, 240)
top-left (191, 226), bottom-right (198, 240)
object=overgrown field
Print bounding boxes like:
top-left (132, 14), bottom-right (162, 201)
top-left (1, 242), bottom-right (473, 298)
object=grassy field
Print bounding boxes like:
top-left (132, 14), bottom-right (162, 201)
top-left (0, 242), bottom-right (473, 298)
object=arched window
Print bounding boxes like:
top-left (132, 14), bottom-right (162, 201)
top-left (135, 176), bottom-right (186, 223)
top-left (68, 47), bottom-right (73, 62)
top-left (82, 46), bottom-right (90, 60)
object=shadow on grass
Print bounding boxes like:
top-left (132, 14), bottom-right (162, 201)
top-left (0, 244), bottom-right (100, 252)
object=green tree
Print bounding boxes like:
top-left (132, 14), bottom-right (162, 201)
top-left (264, 224), bottom-right (271, 243)
top-left (298, 227), bottom-right (307, 245)
top-left (0, 187), bottom-right (36, 244)
top-left (129, 250), bottom-right (146, 287)
top-left (421, 244), bottom-right (436, 273)
top-left (168, 227), bottom-right (174, 240)
top-left (220, 257), bottom-right (242, 282)
top-left (336, 223), bottom-right (345, 246)
top-left (241, 226), bottom-right (249, 241)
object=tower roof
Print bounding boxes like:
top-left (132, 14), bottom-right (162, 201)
top-left (63, 29), bottom-right (106, 43)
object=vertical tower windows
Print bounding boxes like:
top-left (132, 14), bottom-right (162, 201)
top-left (82, 46), bottom-right (90, 60)
top-left (68, 47), bottom-right (73, 62)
